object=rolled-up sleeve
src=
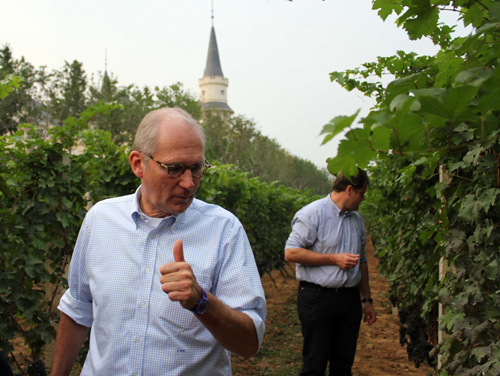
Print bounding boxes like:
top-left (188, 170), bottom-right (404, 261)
top-left (285, 211), bottom-right (317, 250)
top-left (58, 214), bottom-right (93, 328)
top-left (212, 221), bottom-right (267, 349)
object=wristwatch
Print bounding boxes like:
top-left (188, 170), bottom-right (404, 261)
top-left (189, 287), bottom-right (209, 315)
top-left (361, 298), bottom-right (373, 304)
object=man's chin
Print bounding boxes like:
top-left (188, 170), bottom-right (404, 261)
top-left (168, 197), bottom-right (194, 214)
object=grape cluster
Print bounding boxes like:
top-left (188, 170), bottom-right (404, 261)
top-left (389, 293), bottom-right (397, 308)
top-left (27, 359), bottom-right (47, 376)
top-left (398, 306), bottom-right (435, 369)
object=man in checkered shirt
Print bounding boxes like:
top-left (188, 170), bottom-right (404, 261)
top-left (50, 108), bottom-right (266, 376)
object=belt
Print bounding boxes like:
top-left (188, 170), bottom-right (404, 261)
top-left (299, 280), bottom-right (359, 293)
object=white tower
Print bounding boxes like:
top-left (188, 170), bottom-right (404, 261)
top-left (198, 22), bottom-right (233, 114)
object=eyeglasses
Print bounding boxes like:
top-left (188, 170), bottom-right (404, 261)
top-left (142, 152), bottom-right (211, 179)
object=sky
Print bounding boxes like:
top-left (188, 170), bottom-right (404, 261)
top-left (2, 1), bottom-right (464, 168)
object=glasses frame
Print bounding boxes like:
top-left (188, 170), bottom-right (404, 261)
top-left (142, 152), bottom-right (211, 179)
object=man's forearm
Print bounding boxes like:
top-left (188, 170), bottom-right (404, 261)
top-left (285, 247), bottom-right (335, 266)
top-left (359, 261), bottom-right (371, 299)
top-left (196, 292), bottom-right (259, 358)
top-left (285, 248), bottom-right (359, 269)
top-left (50, 313), bottom-right (89, 376)
top-left (359, 261), bottom-right (377, 325)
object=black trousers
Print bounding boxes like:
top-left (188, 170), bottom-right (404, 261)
top-left (297, 281), bottom-right (362, 376)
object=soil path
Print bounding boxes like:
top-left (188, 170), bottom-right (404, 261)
top-left (232, 234), bottom-right (434, 375)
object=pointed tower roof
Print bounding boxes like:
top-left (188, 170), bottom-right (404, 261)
top-left (198, 16), bottom-right (233, 115)
top-left (101, 49), bottom-right (111, 93)
top-left (203, 27), bottom-right (224, 78)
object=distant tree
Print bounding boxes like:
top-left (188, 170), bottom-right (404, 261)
top-left (88, 71), bottom-right (130, 141)
top-left (49, 60), bottom-right (87, 124)
top-left (88, 77), bottom-right (201, 143)
top-left (202, 110), bottom-right (332, 194)
top-left (155, 82), bottom-right (201, 120)
top-left (0, 45), bottom-right (38, 135)
top-left (284, 157), bottom-right (332, 192)
top-left (203, 110), bottom-right (256, 165)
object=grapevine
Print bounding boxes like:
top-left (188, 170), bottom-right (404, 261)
top-left (322, 1), bottom-right (500, 373)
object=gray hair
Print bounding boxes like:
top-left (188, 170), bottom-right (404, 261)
top-left (133, 108), bottom-right (206, 165)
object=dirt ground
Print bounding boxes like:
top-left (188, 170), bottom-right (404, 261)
top-left (232, 234), bottom-right (434, 375)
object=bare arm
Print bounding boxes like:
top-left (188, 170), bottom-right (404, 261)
top-left (160, 240), bottom-right (259, 358)
top-left (50, 313), bottom-right (89, 376)
top-left (359, 261), bottom-right (376, 325)
top-left (195, 291), bottom-right (258, 357)
top-left (284, 247), bottom-right (359, 269)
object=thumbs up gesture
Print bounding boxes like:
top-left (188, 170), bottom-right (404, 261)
top-left (159, 239), bottom-right (201, 310)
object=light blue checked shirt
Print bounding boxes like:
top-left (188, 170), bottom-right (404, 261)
top-left (285, 194), bottom-right (367, 289)
top-left (58, 186), bottom-right (266, 376)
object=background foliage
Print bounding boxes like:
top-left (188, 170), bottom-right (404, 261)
top-left (0, 46), bottom-right (332, 195)
top-left (321, 1), bottom-right (500, 374)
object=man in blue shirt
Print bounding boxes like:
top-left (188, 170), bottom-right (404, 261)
top-left (50, 108), bottom-right (266, 376)
top-left (285, 168), bottom-right (376, 376)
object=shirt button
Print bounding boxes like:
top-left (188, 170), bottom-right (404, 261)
top-left (145, 268), bottom-right (150, 274)
top-left (132, 373), bottom-right (137, 376)
top-left (150, 234), bottom-right (155, 239)
top-left (140, 302), bottom-right (145, 308)
top-left (135, 337), bottom-right (141, 343)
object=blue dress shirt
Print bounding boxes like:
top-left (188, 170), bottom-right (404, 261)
top-left (59, 186), bottom-right (266, 376)
top-left (285, 194), bottom-right (367, 289)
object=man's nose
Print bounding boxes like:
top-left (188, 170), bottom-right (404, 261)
top-left (179, 169), bottom-right (195, 189)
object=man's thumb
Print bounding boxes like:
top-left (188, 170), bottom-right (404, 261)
top-left (173, 239), bottom-right (185, 262)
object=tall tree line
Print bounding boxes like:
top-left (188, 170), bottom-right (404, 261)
top-left (0, 45), bottom-right (332, 194)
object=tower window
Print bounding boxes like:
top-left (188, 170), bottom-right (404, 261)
top-left (221, 90), bottom-right (224, 94)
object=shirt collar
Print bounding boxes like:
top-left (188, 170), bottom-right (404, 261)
top-left (327, 193), bottom-right (351, 217)
top-left (130, 185), bottom-right (188, 227)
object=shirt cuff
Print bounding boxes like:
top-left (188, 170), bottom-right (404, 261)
top-left (242, 309), bottom-right (266, 355)
top-left (58, 288), bottom-right (94, 328)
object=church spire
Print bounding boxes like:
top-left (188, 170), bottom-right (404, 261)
top-left (103, 48), bottom-right (109, 80)
top-left (198, 4), bottom-right (233, 114)
top-left (101, 48), bottom-right (111, 93)
top-left (104, 48), bottom-right (108, 76)
top-left (203, 27), bottom-right (224, 78)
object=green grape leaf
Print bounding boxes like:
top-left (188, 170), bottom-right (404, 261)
top-left (398, 0), bottom-right (439, 40)
top-left (326, 138), bottom-right (376, 176)
top-left (329, 71), bottom-right (346, 85)
top-left (490, 2), bottom-right (500, 22)
top-left (373, 0), bottom-right (404, 20)
top-left (320, 110), bottom-right (360, 145)
top-left (484, 259), bottom-right (499, 280)
top-left (479, 188), bottom-right (500, 214)
top-left (370, 125), bottom-right (392, 150)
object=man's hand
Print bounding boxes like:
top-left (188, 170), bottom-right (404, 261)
top-left (333, 253), bottom-right (359, 270)
top-left (159, 239), bottom-right (201, 310)
top-left (363, 302), bottom-right (377, 326)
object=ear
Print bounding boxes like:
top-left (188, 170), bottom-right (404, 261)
top-left (129, 150), bottom-right (145, 179)
top-left (346, 185), bottom-right (354, 195)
